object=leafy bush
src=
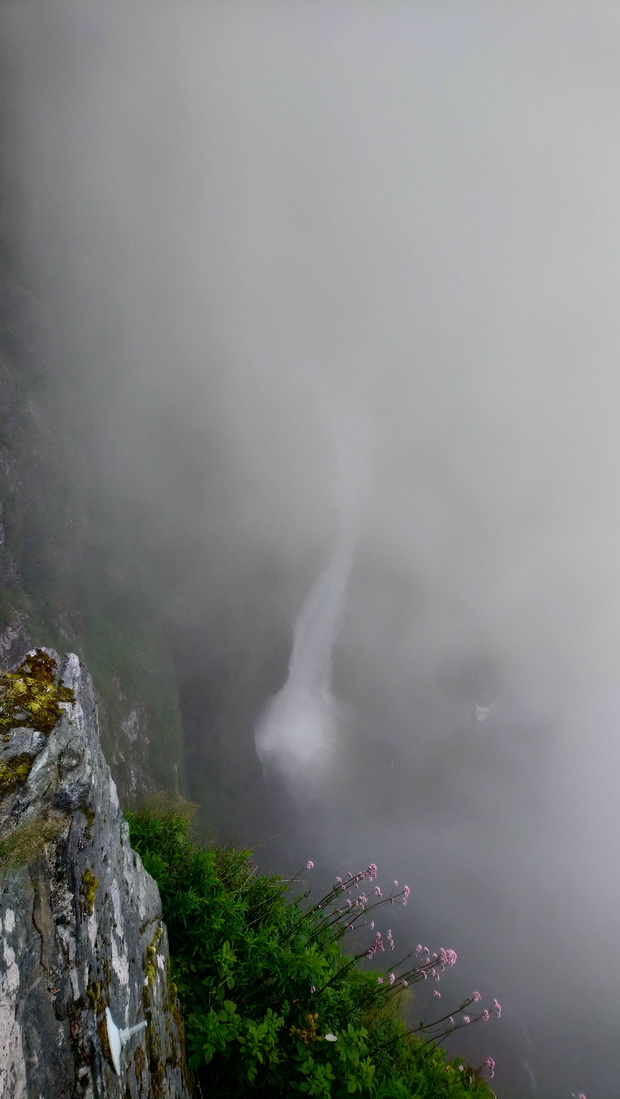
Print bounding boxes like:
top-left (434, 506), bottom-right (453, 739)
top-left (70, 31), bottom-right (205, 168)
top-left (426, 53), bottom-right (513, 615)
top-left (126, 803), bottom-right (497, 1098)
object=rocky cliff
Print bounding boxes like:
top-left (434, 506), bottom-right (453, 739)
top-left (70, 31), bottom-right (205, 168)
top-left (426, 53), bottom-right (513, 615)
top-left (0, 648), bottom-right (193, 1098)
top-left (0, 253), bottom-right (185, 801)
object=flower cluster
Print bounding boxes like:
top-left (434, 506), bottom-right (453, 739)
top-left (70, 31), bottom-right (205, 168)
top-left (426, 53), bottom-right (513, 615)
top-left (298, 858), bottom-right (501, 1080)
top-left (437, 947), bottom-right (458, 968)
top-left (366, 931), bottom-right (385, 959)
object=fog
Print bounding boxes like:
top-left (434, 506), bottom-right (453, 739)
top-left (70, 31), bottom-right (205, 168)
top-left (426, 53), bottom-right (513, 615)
top-left (4, 2), bottom-right (620, 1095)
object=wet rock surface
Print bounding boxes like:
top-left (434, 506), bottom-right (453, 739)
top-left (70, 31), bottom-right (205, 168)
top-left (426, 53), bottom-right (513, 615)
top-left (0, 650), bottom-right (193, 1098)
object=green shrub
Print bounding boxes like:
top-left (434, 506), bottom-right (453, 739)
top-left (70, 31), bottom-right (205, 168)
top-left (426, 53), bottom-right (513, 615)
top-left (127, 804), bottom-right (498, 1098)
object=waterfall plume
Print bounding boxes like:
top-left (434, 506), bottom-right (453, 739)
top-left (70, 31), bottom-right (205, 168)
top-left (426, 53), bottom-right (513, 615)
top-left (254, 395), bottom-right (367, 792)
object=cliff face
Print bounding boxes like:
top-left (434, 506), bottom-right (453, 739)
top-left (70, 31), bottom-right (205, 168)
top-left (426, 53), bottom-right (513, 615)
top-left (0, 246), bottom-right (185, 801)
top-left (0, 649), bottom-right (193, 1099)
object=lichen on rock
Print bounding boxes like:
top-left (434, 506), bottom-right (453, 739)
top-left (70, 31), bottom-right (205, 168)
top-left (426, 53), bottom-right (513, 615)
top-left (0, 648), bottom-right (75, 739)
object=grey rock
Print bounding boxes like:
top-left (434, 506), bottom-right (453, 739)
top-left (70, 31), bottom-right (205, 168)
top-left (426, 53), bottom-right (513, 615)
top-left (0, 619), bottom-right (31, 672)
top-left (0, 650), bottom-right (194, 1098)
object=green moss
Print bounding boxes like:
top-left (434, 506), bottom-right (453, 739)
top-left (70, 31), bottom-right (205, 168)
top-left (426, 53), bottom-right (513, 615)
top-left (166, 966), bottom-right (193, 1092)
top-left (0, 817), bottom-right (61, 870)
top-left (144, 925), bottom-right (163, 987)
top-left (80, 867), bottom-right (99, 917)
top-left (87, 979), bottom-right (103, 1013)
top-left (0, 649), bottom-right (75, 738)
top-left (166, 959), bottom-right (179, 1012)
top-left (88, 977), bottom-right (112, 1074)
top-left (97, 1012), bottom-right (113, 1068)
top-left (133, 1044), bottom-right (146, 1087)
top-left (144, 1001), bottom-right (165, 1094)
top-left (101, 954), bottom-right (112, 990)
top-left (0, 752), bottom-right (34, 794)
top-left (82, 805), bottom-right (96, 842)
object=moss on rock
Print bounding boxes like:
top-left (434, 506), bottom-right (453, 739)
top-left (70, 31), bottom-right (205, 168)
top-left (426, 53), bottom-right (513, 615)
top-left (0, 649), bottom-right (75, 739)
top-left (0, 751), bottom-right (34, 794)
top-left (0, 817), bottom-right (61, 869)
top-left (80, 867), bottom-right (99, 918)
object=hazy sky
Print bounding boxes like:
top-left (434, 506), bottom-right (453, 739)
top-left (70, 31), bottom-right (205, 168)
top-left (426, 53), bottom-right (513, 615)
top-left (5, 3), bottom-right (620, 1095)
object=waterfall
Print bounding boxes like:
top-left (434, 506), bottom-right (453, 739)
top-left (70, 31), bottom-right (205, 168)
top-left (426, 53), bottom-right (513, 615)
top-left (254, 394), bottom-right (367, 791)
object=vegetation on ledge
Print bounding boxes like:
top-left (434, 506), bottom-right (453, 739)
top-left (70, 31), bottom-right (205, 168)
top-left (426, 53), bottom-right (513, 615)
top-left (0, 648), bottom-right (74, 739)
top-left (126, 801), bottom-right (497, 1098)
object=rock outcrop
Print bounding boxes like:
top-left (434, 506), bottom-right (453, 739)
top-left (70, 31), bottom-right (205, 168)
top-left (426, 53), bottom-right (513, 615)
top-left (0, 649), bottom-right (193, 1098)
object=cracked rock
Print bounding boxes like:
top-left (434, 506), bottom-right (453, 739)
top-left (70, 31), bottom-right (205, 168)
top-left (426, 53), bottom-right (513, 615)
top-left (0, 650), bottom-right (193, 1098)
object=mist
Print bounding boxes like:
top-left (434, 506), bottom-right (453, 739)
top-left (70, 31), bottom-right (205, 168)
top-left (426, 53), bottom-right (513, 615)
top-left (3, 2), bottom-right (620, 1095)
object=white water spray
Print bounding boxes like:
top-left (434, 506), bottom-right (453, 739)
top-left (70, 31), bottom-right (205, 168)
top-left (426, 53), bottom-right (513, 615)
top-left (254, 391), bottom-right (368, 791)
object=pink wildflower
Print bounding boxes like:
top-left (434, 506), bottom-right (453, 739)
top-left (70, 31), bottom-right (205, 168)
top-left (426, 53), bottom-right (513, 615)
top-left (472, 991), bottom-right (481, 1003)
top-left (433, 990), bottom-right (441, 998)
top-left (482, 1010), bottom-right (490, 1021)
top-left (367, 863), bottom-right (378, 880)
top-left (373, 886), bottom-right (382, 898)
top-left (438, 948), bottom-right (457, 968)
top-left (449, 1017), bottom-right (454, 1025)
top-left (389, 973), bottom-right (396, 985)
top-left (366, 932), bottom-right (385, 959)
top-left (377, 977), bottom-right (383, 984)
top-left (310, 986), bottom-right (316, 993)
top-left (493, 998), bottom-right (502, 1018)
top-left (485, 1057), bottom-right (495, 1080)
top-left (306, 861), bottom-right (314, 870)
top-left (416, 944), bottom-right (422, 953)
top-left (462, 1015), bottom-right (471, 1024)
